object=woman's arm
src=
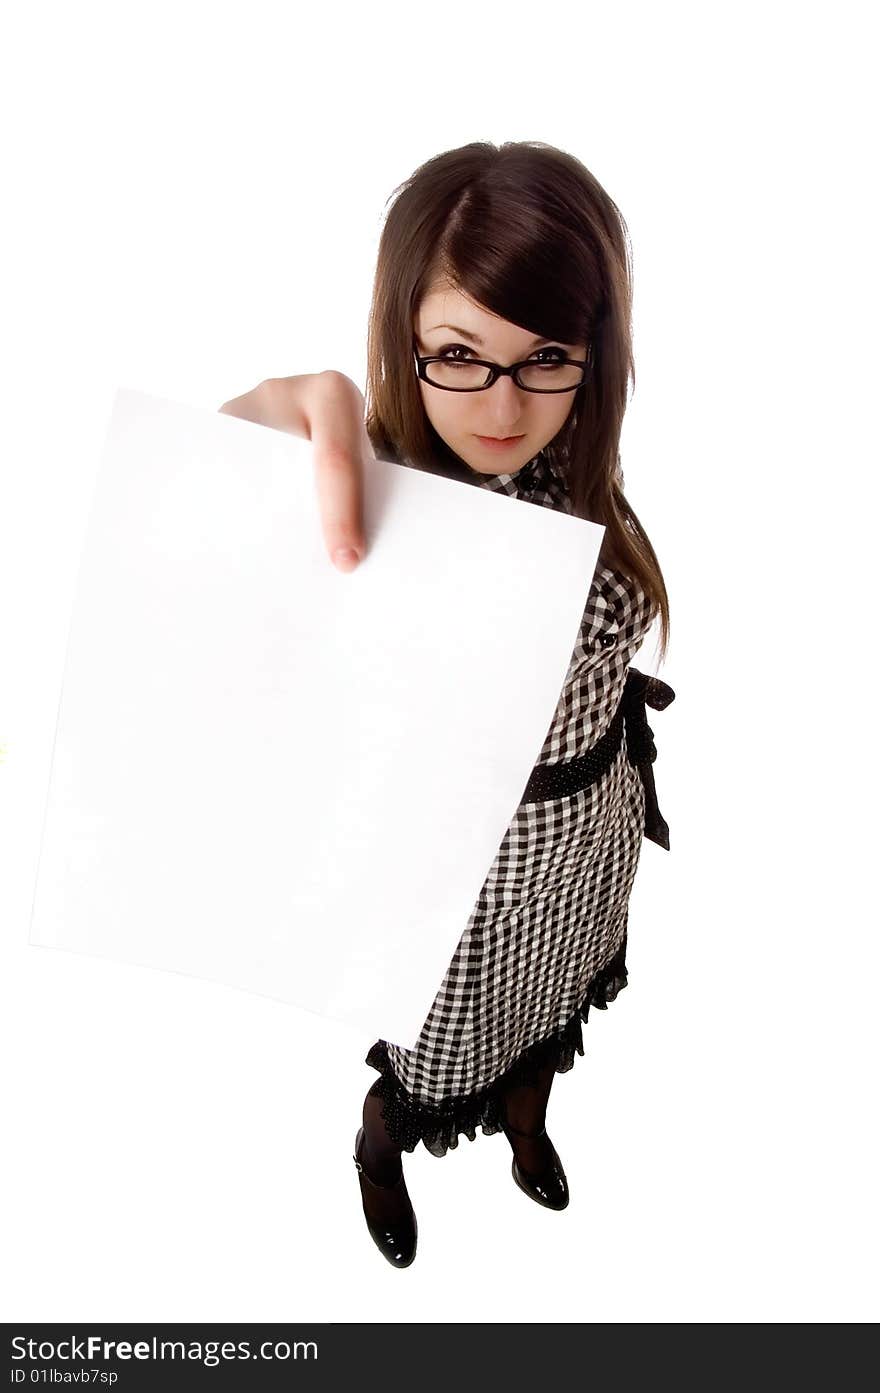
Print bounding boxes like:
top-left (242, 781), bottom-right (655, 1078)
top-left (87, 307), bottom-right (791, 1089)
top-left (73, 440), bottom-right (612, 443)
top-left (219, 370), bottom-right (371, 572)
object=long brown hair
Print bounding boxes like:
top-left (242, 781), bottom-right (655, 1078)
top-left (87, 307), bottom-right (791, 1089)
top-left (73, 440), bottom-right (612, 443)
top-left (364, 140), bottom-right (670, 666)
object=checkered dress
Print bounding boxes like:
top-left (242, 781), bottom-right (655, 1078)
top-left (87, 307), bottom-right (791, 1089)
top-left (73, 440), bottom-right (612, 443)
top-left (365, 446), bottom-right (670, 1157)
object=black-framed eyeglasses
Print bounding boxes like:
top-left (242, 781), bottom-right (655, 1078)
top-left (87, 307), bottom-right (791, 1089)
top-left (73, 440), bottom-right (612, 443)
top-left (413, 344), bottom-right (592, 394)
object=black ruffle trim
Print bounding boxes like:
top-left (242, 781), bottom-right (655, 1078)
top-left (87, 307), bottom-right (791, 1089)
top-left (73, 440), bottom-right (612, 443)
top-left (364, 935), bottom-right (629, 1159)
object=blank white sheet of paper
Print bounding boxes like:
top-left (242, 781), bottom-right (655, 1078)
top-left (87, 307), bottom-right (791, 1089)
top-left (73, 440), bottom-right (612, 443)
top-left (28, 388), bottom-right (605, 1048)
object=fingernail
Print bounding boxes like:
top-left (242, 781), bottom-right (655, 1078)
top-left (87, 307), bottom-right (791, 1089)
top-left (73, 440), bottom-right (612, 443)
top-left (333, 547), bottom-right (360, 571)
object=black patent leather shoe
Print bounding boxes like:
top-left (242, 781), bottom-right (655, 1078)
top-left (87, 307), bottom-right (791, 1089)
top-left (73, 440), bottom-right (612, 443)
top-left (353, 1127), bottom-right (418, 1268)
top-left (502, 1119), bottom-right (570, 1211)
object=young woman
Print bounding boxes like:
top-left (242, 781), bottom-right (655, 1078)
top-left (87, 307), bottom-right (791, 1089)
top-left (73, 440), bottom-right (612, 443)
top-left (220, 140), bottom-right (674, 1270)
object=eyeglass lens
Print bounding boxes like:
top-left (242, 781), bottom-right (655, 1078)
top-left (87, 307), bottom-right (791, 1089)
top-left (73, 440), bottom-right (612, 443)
top-left (424, 359), bottom-right (584, 391)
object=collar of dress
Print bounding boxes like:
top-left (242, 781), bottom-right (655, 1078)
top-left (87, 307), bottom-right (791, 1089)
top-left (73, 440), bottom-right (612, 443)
top-left (465, 447), bottom-right (563, 497)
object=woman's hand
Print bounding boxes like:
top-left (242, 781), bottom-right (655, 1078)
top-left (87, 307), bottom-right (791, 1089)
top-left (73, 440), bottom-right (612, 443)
top-left (218, 371), bottom-right (370, 572)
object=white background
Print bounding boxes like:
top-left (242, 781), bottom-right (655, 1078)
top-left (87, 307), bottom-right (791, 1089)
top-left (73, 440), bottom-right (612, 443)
top-left (1, 0), bottom-right (876, 1323)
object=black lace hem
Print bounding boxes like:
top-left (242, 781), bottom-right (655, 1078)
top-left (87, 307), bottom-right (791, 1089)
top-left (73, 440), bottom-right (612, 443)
top-left (364, 935), bottom-right (629, 1159)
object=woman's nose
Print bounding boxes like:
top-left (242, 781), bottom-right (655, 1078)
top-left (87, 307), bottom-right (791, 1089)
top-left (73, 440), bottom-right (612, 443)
top-left (483, 373), bottom-right (525, 430)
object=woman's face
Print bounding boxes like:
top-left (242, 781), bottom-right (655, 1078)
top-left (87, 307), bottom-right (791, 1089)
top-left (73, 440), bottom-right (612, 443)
top-left (413, 282), bottom-right (586, 476)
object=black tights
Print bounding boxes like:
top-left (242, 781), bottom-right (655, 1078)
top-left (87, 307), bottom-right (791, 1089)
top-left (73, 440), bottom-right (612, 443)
top-left (499, 1058), bottom-right (559, 1176)
top-left (361, 1089), bottom-right (405, 1185)
top-left (360, 1057), bottom-right (558, 1185)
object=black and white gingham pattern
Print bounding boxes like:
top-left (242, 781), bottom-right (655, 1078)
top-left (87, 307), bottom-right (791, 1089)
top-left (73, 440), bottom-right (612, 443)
top-left (373, 447), bottom-right (657, 1119)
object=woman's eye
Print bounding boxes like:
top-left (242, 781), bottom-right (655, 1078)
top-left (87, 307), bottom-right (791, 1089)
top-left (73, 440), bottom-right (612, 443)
top-left (435, 343), bottom-right (568, 363)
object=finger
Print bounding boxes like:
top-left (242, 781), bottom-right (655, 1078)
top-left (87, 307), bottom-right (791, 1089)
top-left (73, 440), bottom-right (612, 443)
top-left (309, 374), bottom-right (370, 571)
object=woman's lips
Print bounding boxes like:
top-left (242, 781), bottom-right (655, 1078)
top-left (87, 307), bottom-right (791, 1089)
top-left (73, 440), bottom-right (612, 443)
top-left (474, 434), bottom-right (526, 451)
